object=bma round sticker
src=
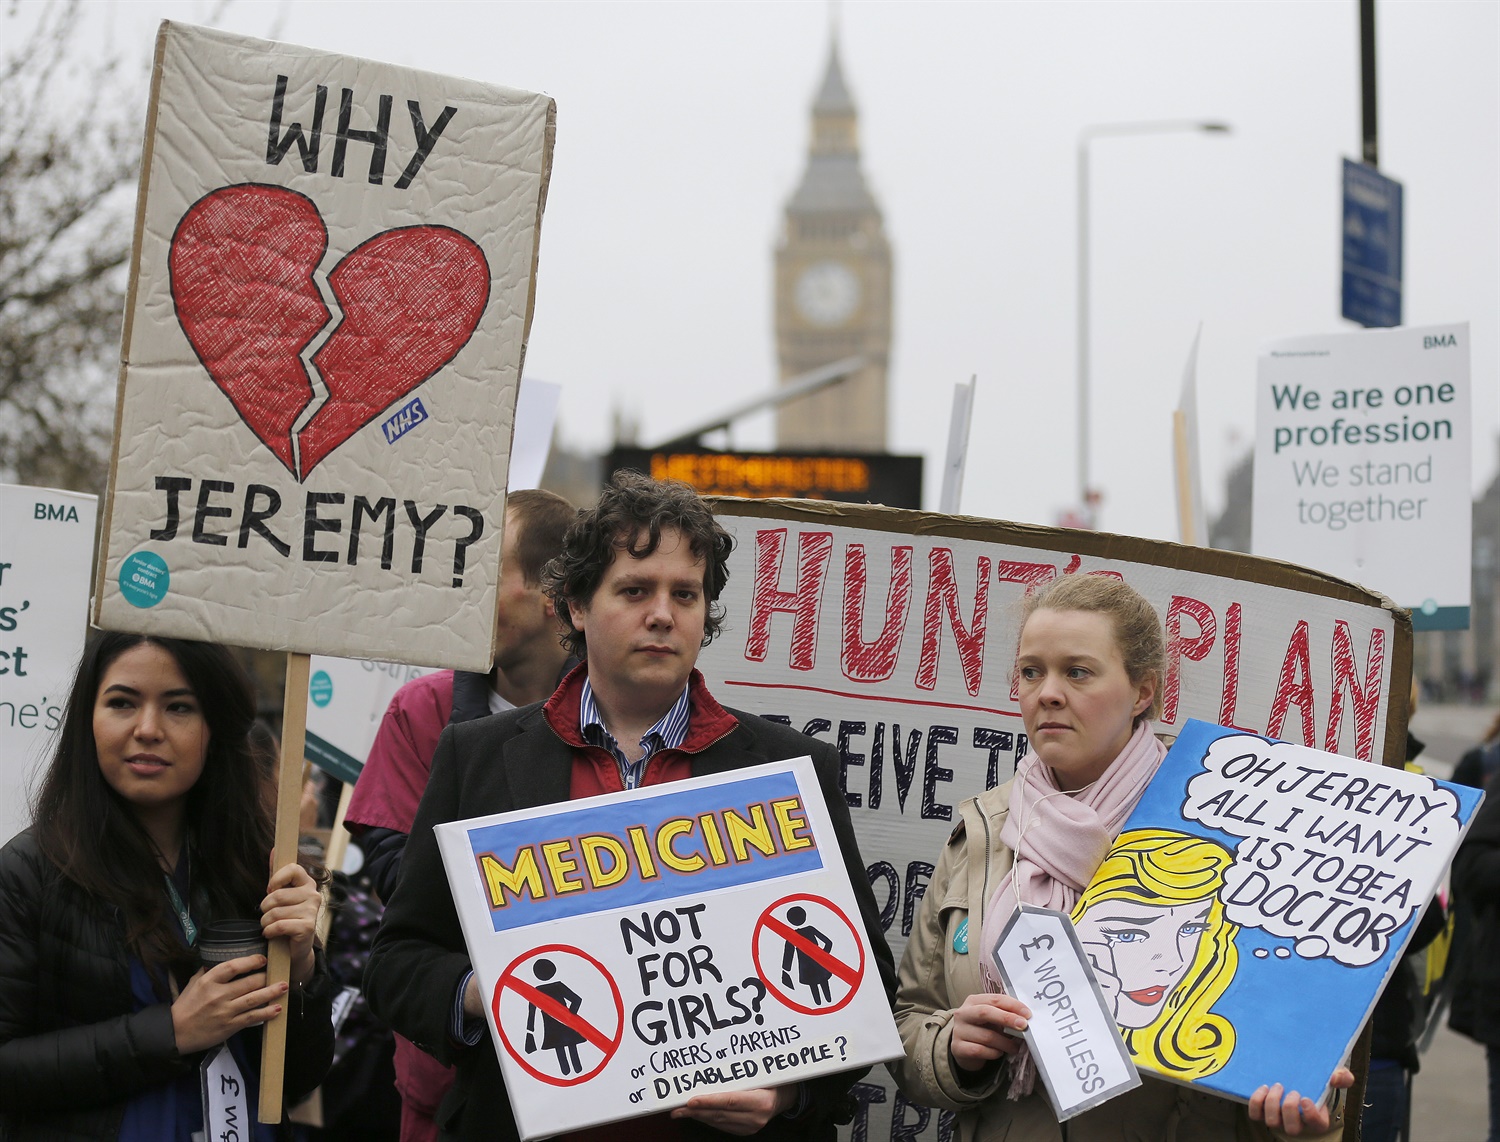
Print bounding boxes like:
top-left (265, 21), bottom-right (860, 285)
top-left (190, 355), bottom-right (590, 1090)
top-left (309, 671), bottom-right (333, 708)
top-left (118, 552), bottom-right (169, 608)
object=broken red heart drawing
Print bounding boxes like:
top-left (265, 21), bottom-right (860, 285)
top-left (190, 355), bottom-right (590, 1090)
top-left (169, 183), bottom-right (489, 480)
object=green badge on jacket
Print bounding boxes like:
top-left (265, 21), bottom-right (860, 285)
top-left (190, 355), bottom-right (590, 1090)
top-left (953, 916), bottom-right (969, 954)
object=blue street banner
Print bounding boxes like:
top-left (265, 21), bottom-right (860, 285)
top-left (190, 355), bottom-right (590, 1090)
top-left (1341, 158), bottom-right (1403, 329)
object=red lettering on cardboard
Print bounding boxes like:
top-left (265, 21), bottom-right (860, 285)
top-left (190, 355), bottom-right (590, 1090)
top-left (994, 559), bottom-right (1057, 593)
top-left (842, 544), bottom-right (913, 683)
top-left (917, 549), bottom-right (990, 696)
top-left (1218, 602), bottom-right (1246, 729)
top-left (1268, 620), bottom-right (1317, 747)
top-left (745, 529), bottom-right (833, 670)
top-left (1163, 595), bottom-right (1217, 725)
top-left (1326, 620), bottom-right (1384, 761)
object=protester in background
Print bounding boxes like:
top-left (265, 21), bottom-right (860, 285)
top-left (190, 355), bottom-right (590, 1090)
top-left (1360, 691), bottom-right (1445, 1142)
top-left (1452, 710), bottom-right (1500, 790)
top-left (346, 489), bottom-right (577, 901)
top-left (0, 632), bottom-right (334, 1140)
top-left (1449, 775), bottom-right (1500, 1142)
top-left (888, 574), bottom-right (1352, 1141)
top-left (1360, 900), bottom-right (1445, 1142)
top-left (365, 472), bottom-right (894, 1140)
top-left (345, 488), bottom-right (575, 1142)
top-left (1445, 707), bottom-right (1498, 1136)
top-left (290, 770), bottom-right (400, 1142)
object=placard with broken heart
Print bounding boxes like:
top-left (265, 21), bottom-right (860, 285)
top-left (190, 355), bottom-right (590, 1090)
top-left (93, 22), bottom-right (554, 670)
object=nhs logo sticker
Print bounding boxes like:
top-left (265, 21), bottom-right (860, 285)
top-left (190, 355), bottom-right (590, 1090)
top-left (381, 397), bottom-right (430, 445)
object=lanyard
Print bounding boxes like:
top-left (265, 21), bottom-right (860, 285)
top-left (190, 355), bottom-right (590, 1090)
top-left (164, 863), bottom-right (198, 947)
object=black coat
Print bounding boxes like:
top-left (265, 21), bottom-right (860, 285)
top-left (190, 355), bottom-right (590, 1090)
top-left (364, 694), bottom-right (896, 1142)
top-left (1450, 779), bottom-right (1500, 1045)
top-left (0, 830), bottom-right (336, 1141)
top-left (1369, 900), bottom-right (1445, 1068)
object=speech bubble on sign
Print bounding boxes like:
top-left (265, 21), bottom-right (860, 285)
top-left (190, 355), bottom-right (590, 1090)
top-left (1181, 732), bottom-right (1462, 967)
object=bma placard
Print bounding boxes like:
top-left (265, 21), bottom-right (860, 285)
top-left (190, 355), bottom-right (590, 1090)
top-left (1251, 324), bottom-right (1470, 630)
top-left (0, 485), bottom-right (97, 845)
top-left (93, 22), bottom-right (554, 670)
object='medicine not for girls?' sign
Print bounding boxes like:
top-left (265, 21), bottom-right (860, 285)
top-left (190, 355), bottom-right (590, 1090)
top-left (435, 759), bottom-right (902, 1141)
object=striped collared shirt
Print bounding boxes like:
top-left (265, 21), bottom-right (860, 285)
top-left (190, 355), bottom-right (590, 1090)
top-left (579, 676), bottom-right (690, 790)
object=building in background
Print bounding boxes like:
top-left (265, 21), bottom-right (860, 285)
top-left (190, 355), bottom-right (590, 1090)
top-left (774, 40), bottom-right (892, 450)
top-left (1412, 443), bottom-right (1500, 703)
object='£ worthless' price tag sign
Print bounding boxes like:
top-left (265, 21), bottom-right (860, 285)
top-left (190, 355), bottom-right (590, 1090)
top-left (992, 905), bottom-right (1139, 1121)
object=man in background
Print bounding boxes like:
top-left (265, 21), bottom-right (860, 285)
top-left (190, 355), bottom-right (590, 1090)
top-left (346, 487), bottom-right (575, 1142)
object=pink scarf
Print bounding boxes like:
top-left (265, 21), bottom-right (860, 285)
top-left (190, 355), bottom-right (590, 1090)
top-left (978, 720), bottom-right (1167, 1098)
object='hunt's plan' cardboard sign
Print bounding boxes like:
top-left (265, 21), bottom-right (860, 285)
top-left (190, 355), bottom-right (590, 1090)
top-left (694, 500), bottom-right (1410, 1141)
top-left (436, 759), bottom-right (901, 1141)
top-left (94, 23), bottom-right (554, 670)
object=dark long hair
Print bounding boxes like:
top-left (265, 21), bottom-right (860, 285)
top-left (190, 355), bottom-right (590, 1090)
top-left (31, 632), bottom-right (272, 981)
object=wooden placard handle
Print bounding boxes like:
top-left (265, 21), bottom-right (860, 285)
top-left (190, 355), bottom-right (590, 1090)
top-left (1172, 408), bottom-right (1199, 548)
top-left (316, 781), bottom-right (356, 946)
top-left (259, 652), bottom-right (311, 1124)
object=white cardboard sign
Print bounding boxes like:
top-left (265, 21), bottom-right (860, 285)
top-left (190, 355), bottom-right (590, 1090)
top-left (1252, 323), bottom-right (1471, 629)
top-left (0, 486), bottom-right (98, 846)
top-left (992, 906), bottom-right (1140, 1120)
top-left (302, 375), bottom-right (554, 782)
top-left (694, 500), bottom-right (1406, 1141)
top-left (93, 22), bottom-right (554, 670)
top-left (304, 656), bottom-right (434, 784)
top-left (435, 758), bottom-right (901, 1141)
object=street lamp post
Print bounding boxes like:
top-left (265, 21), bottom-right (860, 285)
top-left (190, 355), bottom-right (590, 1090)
top-left (1076, 120), bottom-right (1230, 519)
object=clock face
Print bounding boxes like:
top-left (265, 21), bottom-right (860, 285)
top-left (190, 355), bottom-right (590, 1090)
top-left (795, 260), bottom-right (861, 328)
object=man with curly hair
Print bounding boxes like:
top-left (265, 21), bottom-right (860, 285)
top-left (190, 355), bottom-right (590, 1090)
top-left (367, 472), bottom-right (894, 1142)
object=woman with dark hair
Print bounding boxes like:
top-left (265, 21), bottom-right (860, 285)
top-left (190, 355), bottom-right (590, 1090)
top-left (0, 632), bottom-right (334, 1140)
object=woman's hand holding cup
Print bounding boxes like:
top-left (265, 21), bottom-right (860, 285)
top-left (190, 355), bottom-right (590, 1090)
top-left (171, 955), bottom-right (284, 1054)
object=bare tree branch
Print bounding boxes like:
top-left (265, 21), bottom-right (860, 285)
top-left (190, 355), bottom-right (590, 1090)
top-left (0, 0), bottom-right (141, 493)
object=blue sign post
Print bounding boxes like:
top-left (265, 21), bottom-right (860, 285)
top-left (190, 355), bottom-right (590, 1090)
top-left (1341, 158), bottom-right (1403, 328)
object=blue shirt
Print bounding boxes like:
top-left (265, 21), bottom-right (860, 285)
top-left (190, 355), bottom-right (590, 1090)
top-left (579, 677), bottom-right (691, 790)
top-left (453, 680), bottom-right (692, 1044)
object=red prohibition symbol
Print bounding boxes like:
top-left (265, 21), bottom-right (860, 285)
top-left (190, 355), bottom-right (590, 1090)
top-left (493, 943), bottom-right (624, 1087)
top-left (751, 893), bottom-right (865, 1017)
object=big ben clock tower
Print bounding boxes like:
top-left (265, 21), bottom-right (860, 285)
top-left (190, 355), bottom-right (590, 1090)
top-left (775, 40), bottom-right (892, 451)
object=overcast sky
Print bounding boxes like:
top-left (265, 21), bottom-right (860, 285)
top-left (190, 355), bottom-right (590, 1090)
top-left (94, 0), bottom-right (1498, 541)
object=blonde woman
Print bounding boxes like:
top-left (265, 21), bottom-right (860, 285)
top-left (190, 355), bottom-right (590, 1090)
top-left (889, 575), bottom-right (1351, 1140)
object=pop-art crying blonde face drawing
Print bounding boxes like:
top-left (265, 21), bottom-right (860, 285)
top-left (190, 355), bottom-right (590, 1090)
top-left (1071, 828), bottom-right (1240, 1079)
top-left (1074, 898), bottom-right (1213, 1028)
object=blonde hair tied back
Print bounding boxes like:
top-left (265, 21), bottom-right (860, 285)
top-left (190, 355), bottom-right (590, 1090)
top-left (1020, 574), bottom-right (1166, 725)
